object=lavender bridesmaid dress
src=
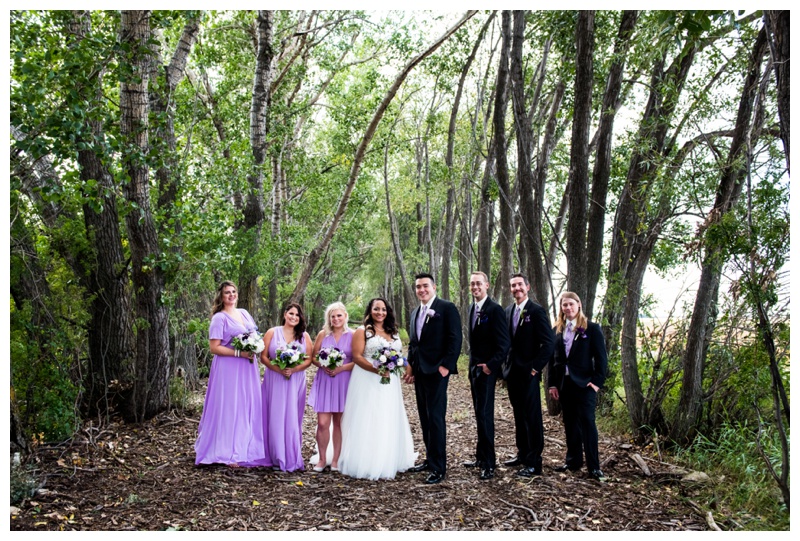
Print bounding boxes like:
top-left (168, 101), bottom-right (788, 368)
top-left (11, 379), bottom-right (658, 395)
top-left (195, 309), bottom-right (268, 466)
top-left (262, 326), bottom-right (307, 471)
top-left (308, 330), bottom-right (354, 413)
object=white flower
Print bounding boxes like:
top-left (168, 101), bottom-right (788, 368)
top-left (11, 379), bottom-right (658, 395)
top-left (379, 355), bottom-right (387, 363)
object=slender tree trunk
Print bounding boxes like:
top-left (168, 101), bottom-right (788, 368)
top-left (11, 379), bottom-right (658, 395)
top-left (671, 28), bottom-right (769, 443)
top-left (383, 136), bottom-right (417, 314)
top-left (537, 81), bottom-right (568, 313)
top-left (604, 42), bottom-right (697, 360)
top-left (238, 10), bottom-right (274, 323)
top-left (763, 10), bottom-right (789, 172)
top-left (565, 10), bottom-right (595, 303)
top-left (584, 10), bottom-right (638, 319)
top-left (289, 11), bottom-right (477, 302)
top-left (119, 10), bottom-right (170, 422)
top-left (493, 11), bottom-right (514, 306)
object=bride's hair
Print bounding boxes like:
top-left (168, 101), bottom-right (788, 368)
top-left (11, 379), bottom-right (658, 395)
top-left (363, 297), bottom-right (398, 336)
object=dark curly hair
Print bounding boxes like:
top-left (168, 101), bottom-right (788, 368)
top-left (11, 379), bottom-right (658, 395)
top-left (281, 302), bottom-right (307, 342)
top-left (363, 297), bottom-right (398, 336)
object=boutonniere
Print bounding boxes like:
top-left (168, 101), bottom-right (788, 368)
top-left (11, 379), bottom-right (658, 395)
top-left (518, 309), bottom-right (530, 326)
top-left (425, 309), bottom-right (439, 323)
top-left (575, 326), bottom-right (588, 339)
top-left (476, 310), bottom-right (489, 325)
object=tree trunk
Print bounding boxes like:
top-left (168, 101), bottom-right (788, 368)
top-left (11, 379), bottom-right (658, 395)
top-left (584, 10), bottom-right (638, 319)
top-left (65, 12), bottom-right (136, 417)
top-left (671, 28), bottom-right (769, 444)
top-left (604, 41), bottom-right (697, 360)
top-left (537, 81), bottom-right (568, 315)
top-left (493, 11), bottom-right (514, 307)
top-left (763, 10), bottom-right (789, 172)
top-left (150, 14), bottom-right (202, 387)
top-left (238, 10), bottom-right (274, 323)
top-left (289, 11), bottom-right (477, 302)
top-left (383, 136), bottom-right (417, 314)
top-left (565, 10), bottom-right (595, 303)
top-left (119, 10), bottom-right (171, 422)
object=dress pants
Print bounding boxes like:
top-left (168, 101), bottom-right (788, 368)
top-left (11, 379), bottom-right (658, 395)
top-left (469, 371), bottom-right (497, 467)
top-left (414, 371), bottom-right (449, 474)
top-left (506, 367), bottom-right (544, 470)
top-left (560, 376), bottom-right (599, 471)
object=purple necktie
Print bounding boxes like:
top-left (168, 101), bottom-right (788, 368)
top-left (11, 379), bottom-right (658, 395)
top-left (564, 322), bottom-right (574, 357)
top-left (512, 306), bottom-right (520, 335)
top-left (472, 304), bottom-right (479, 329)
top-left (417, 305), bottom-right (427, 339)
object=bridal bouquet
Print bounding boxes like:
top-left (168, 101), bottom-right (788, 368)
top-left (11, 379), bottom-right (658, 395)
top-left (318, 347), bottom-right (345, 370)
top-left (274, 342), bottom-right (307, 378)
top-left (371, 346), bottom-right (406, 385)
top-left (231, 329), bottom-right (265, 363)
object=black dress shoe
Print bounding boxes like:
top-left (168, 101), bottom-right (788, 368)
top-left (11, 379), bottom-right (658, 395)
top-left (554, 464), bottom-right (580, 473)
top-left (479, 467), bottom-right (495, 480)
top-left (409, 461), bottom-right (430, 473)
top-left (503, 456), bottom-right (522, 467)
top-left (516, 466), bottom-right (542, 478)
top-left (590, 469), bottom-right (606, 481)
top-left (462, 460), bottom-right (480, 468)
top-left (425, 471), bottom-right (444, 484)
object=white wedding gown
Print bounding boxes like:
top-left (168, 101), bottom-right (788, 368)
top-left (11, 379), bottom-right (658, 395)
top-left (339, 333), bottom-right (417, 480)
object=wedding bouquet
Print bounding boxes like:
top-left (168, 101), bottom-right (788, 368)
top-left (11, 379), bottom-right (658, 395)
top-left (318, 347), bottom-right (345, 370)
top-left (231, 329), bottom-right (265, 363)
top-left (274, 342), bottom-right (307, 378)
top-left (371, 346), bottom-right (406, 385)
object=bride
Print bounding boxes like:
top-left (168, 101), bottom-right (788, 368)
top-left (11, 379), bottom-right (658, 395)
top-left (339, 297), bottom-right (417, 480)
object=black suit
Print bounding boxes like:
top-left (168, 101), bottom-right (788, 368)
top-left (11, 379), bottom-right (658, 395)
top-left (467, 297), bottom-right (510, 468)
top-left (408, 297), bottom-right (462, 475)
top-left (548, 321), bottom-right (608, 472)
top-left (503, 299), bottom-right (555, 470)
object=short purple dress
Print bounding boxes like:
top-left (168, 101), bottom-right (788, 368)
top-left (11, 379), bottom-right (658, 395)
top-left (262, 326), bottom-right (307, 471)
top-left (309, 330), bottom-right (354, 413)
top-left (195, 309), bottom-right (268, 466)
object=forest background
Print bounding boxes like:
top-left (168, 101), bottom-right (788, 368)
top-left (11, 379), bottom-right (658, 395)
top-left (6, 8), bottom-right (790, 527)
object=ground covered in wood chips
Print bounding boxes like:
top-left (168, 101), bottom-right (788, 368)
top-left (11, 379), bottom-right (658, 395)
top-left (11, 373), bottom-right (712, 531)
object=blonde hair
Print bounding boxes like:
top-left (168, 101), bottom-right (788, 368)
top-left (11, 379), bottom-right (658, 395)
top-left (555, 291), bottom-right (588, 333)
top-left (322, 302), bottom-right (350, 335)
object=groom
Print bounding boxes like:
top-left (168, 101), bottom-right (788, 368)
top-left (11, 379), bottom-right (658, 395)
top-left (406, 272), bottom-right (462, 484)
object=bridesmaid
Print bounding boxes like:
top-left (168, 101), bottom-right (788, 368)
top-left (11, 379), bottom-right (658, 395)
top-left (195, 281), bottom-right (268, 467)
top-left (260, 302), bottom-right (313, 472)
top-left (308, 302), bottom-right (355, 472)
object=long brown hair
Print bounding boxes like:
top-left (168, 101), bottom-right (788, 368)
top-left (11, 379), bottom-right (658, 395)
top-left (282, 302), bottom-right (307, 342)
top-left (554, 291), bottom-right (588, 334)
top-left (211, 280), bottom-right (236, 318)
top-left (363, 297), bottom-right (398, 336)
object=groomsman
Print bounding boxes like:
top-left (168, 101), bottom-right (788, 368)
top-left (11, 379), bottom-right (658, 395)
top-left (548, 292), bottom-right (608, 480)
top-left (406, 272), bottom-right (462, 484)
top-left (502, 273), bottom-right (555, 477)
top-left (464, 271), bottom-right (510, 480)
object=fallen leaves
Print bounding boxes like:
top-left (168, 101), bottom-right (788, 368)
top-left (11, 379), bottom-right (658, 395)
top-left (11, 376), bottom-right (708, 531)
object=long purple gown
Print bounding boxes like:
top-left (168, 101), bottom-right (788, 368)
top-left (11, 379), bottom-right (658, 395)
top-left (262, 326), bottom-right (307, 471)
top-left (195, 309), bottom-right (268, 466)
top-left (308, 330), bottom-right (353, 413)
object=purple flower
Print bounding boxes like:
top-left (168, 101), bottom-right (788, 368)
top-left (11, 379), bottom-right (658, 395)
top-left (576, 326), bottom-right (588, 339)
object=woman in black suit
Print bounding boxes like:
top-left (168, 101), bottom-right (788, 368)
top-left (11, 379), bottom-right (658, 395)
top-left (547, 292), bottom-right (608, 480)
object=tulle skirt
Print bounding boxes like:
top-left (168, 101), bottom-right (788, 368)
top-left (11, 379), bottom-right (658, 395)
top-left (338, 365), bottom-right (417, 480)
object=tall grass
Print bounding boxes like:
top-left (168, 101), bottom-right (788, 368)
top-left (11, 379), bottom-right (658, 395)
top-left (674, 420), bottom-right (789, 530)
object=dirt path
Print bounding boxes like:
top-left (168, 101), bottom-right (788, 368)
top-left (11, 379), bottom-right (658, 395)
top-left (11, 373), bottom-right (707, 531)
